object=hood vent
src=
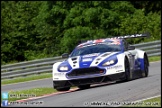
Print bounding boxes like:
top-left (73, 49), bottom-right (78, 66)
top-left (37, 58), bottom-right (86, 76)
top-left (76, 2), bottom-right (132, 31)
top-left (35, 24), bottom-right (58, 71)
top-left (95, 58), bottom-right (100, 64)
top-left (71, 57), bottom-right (77, 66)
top-left (101, 52), bottom-right (112, 57)
top-left (71, 57), bottom-right (77, 61)
top-left (73, 61), bottom-right (77, 64)
top-left (96, 58), bottom-right (101, 61)
top-left (95, 62), bottom-right (99, 64)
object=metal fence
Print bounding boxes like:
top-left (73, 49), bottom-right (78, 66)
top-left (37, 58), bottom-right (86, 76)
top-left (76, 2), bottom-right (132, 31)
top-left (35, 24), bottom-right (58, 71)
top-left (1, 40), bottom-right (161, 79)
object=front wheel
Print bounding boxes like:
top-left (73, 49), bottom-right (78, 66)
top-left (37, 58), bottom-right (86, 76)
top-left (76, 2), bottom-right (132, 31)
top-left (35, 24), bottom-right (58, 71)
top-left (124, 58), bottom-right (132, 81)
top-left (55, 87), bottom-right (70, 91)
top-left (141, 56), bottom-right (149, 77)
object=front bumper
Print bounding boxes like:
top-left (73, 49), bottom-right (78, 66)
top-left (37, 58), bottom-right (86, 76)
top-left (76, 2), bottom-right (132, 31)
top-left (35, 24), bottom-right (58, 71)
top-left (66, 67), bottom-right (106, 78)
top-left (53, 72), bottom-right (125, 88)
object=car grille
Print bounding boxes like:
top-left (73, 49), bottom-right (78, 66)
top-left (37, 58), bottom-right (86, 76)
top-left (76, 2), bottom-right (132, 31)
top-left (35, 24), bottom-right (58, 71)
top-left (66, 67), bottom-right (105, 78)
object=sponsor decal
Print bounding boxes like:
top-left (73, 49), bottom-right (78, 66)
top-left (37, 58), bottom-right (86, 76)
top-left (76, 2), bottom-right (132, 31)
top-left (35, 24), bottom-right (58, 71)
top-left (94, 39), bottom-right (104, 43)
top-left (54, 78), bottom-right (59, 79)
top-left (112, 41), bottom-right (120, 45)
top-left (116, 70), bottom-right (124, 72)
top-left (107, 65), bottom-right (122, 69)
top-left (108, 34), bottom-right (143, 39)
top-left (82, 58), bottom-right (92, 62)
top-left (54, 72), bottom-right (65, 76)
top-left (83, 53), bottom-right (99, 58)
top-left (96, 41), bottom-right (121, 45)
top-left (83, 64), bottom-right (88, 65)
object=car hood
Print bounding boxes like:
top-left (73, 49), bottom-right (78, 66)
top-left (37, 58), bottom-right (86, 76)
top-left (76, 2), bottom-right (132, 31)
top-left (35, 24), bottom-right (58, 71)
top-left (60, 52), bottom-right (120, 70)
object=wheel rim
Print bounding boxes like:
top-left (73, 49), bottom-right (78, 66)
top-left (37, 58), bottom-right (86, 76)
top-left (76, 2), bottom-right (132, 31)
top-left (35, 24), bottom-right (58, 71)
top-left (144, 59), bottom-right (148, 76)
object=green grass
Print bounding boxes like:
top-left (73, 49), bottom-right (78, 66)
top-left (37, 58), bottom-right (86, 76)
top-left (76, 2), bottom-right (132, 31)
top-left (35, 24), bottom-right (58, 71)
top-left (1, 87), bottom-right (77, 103)
top-left (149, 56), bottom-right (161, 62)
top-left (1, 87), bottom-right (57, 102)
top-left (1, 56), bottom-right (161, 85)
top-left (1, 73), bottom-right (52, 85)
top-left (123, 96), bottom-right (161, 107)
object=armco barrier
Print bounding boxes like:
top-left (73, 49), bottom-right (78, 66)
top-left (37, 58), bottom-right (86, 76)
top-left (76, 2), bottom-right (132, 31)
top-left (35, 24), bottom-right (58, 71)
top-left (1, 40), bottom-right (161, 79)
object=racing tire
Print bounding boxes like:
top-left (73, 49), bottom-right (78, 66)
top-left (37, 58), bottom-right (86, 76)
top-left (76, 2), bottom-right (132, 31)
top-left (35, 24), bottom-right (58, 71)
top-left (55, 87), bottom-right (70, 91)
top-left (141, 56), bottom-right (149, 77)
top-left (78, 84), bottom-right (90, 90)
top-left (124, 57), bottom-right (132, 81)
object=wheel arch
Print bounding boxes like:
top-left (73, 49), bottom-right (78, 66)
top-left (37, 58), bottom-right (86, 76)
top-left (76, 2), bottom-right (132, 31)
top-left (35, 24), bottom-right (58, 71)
top-left (124, 54), bottom-right (131, 65)
top-left (124, 55), bottom-right (130, 70)
top-left (125, 55), bottom-right (129, 62)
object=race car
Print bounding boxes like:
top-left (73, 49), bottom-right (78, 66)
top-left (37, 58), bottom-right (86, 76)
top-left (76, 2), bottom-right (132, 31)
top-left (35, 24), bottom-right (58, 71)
top-left (52, 33), bottom-right (150, 91)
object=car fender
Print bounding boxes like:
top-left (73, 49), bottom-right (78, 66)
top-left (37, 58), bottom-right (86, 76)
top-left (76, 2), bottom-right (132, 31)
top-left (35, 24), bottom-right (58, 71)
top-left (135, 49), bottom-right (145, 58)
top-left (53, 62), bottom-right (62, 72)
top-left (124, 51), bottom-right (135, 70)
top-left (52, 62), bottom-right (62, 80)
top-left (135, 49), bottom-right (148, 70)
top-left (115, 53), bottom-right (125, 72)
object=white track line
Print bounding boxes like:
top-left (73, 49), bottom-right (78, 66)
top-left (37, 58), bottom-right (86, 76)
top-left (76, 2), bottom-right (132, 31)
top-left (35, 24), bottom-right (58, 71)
top-left (133, 95), bottom-right (161, 102)
top-left (112, 95), bottom-right (161, 107)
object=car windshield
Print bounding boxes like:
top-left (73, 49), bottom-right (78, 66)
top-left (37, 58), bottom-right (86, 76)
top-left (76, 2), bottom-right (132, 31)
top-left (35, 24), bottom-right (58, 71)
top-left (70, 43), bottom-right (121, 57)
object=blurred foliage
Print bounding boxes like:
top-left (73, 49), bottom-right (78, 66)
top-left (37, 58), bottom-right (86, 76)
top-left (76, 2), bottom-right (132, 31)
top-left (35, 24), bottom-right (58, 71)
top-left (1, 1), bottom-right (161, 64)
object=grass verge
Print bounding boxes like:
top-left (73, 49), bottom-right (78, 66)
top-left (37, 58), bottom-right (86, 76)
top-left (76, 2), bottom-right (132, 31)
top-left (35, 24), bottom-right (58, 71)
top-left (148, 56), bottom-right (161, 62)
top-left (1, 56), bottom-right (161, 85)
top-left (122, 96), bottom-right (161, 107)
top-left (1, 87), bottom-right (77, 103)
top-left (1, 87), bottom-right (56, 102)
top-left (1, 73), bottom-right (52, 85)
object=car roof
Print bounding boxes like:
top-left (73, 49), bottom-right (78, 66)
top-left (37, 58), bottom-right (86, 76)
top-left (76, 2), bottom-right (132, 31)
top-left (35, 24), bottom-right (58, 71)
top-left (77, 38), bottom-right (123, 48)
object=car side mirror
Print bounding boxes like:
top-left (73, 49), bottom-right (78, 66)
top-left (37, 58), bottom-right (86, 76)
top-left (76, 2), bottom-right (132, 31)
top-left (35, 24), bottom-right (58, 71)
top-left (128, 45), bottom-right (135, 50)
top-left (62, 53), bottom-right (69, 58)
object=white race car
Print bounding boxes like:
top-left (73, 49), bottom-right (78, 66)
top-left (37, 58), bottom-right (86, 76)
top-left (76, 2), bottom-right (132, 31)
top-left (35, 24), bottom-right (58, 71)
top-left (52, 33), bottom-right (149, 91)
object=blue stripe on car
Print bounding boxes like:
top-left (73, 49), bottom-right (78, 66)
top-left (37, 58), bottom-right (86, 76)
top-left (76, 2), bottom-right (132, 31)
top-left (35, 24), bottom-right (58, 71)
top-left (79, 56), bottom-right (96, 68)
top-left (138, 58), bottom-right (144, 70)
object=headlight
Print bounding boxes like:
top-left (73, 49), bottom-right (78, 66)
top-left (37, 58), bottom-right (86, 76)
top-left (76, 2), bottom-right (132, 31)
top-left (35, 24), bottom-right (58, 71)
top-left (59, 66), bottom-right (69, 71)
top-left (102, 60), bottom-right (116, 66)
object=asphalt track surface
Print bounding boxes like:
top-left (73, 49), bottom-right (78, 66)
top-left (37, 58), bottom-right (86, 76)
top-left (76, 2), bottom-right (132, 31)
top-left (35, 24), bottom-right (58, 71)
top-left (2, 61), bottom-right (161, 107)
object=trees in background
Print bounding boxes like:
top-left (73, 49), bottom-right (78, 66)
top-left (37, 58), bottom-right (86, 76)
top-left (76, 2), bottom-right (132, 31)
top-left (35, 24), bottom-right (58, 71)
top-left (1, 1), bottom-right (161, 64)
